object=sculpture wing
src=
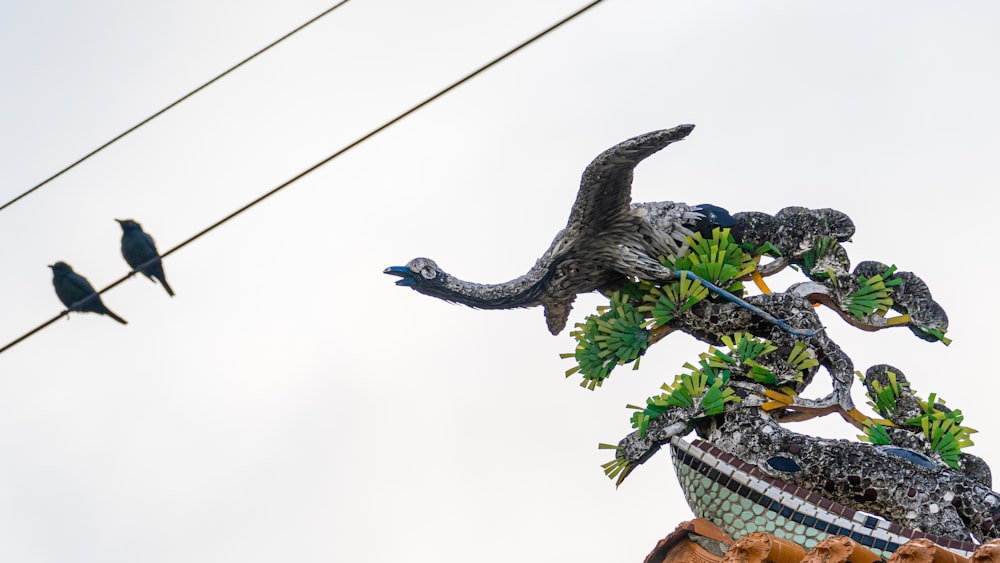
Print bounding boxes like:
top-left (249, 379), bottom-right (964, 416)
top-left (565, 125), bottom-right (695, 238)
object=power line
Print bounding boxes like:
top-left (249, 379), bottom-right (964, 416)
top-left (0, 0), bottom-right (353, 215)
top-left (0, 0), bottom-right (608, 357)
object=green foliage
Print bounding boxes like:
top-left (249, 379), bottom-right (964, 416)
top-left (800, 236), bottom-right (842, 282)
top-left (861, 369), bottom-right (907, 419)
top-left (786, 342), bottom-right (820, 372)
top-left (637, 274), bottom-right (708, 327)
top-left (560, 291), bottom-right (650, 390)
top-left (699, 377), bottom-right (739, 415)
top-left (857, 372), bottom-right (978, 469)
top-left (629, 359), bottom-right (739, 439)
top-left (859, 421), bottom-right (893, 445)
top-left (619, 333), bottom-right (818, 444)
top-left (720, 332), bottom-right (778, 363)
top-left (843, 265), bottom-right (903, 319)
top-left (615, 280), bottom-right (647, 303)
top-left (906, 394), bottom-right (977, 469)
top-left (751, 241), bottom-right (782, 258)
top-left (600, 455), bottom-right (634, 487)
top-left (605, 330), bottom-right (828, 486)
top-left (916, 327), bottom-right (953, 346)
top-left (700, 333), bottom-right (813, 386)
top-left (666, 228), bottom-right (756, 293)
top-left (563, 228), bottom-right (769, 387)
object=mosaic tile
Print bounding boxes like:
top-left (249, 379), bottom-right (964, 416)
top-left (670, 438), bottom-right (978, 559)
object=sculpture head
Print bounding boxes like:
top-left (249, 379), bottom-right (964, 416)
top-left (384, 258), bottom-right (452, 298)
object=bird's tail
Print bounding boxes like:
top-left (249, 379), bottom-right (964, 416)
top-left (102, 307), bottom-right (128, 325)
top-left (142, 263), bottom-right (175, 297)
top-left (158, 276), bottom-right (175, 297)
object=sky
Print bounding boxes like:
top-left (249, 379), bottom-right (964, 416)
top-left (1, 1), bottom-right (999, 561)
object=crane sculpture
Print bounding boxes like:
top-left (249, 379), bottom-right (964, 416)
top-left (386, 125), bottom-right (818, 337)
top-left (382, 125), bottom-right (972, 558)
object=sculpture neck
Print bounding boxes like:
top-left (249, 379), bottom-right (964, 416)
top-left (437, 267), bottom-right (551, 310)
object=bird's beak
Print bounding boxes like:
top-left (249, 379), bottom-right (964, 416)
top-left (47, 264), bottom-right (53, 269)
top-left (384, 266), bottom-right (416, 286)
top-left (115, 218), bottom-right (124, 224)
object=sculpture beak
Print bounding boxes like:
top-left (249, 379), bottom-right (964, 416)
top-left (384, 266), bottom-right (416, 286)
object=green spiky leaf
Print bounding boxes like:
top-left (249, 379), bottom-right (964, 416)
top-left (637, 273), bottom-right (709, 327)
top-left (666, 228), bottom-right (756, 293)
top-left (902, 394), bottom-right (978, 469)
top-left (860, 421), bottom-right (893, 445)
top-left (863, 370), bottom-right (906, 418)
top-left (844, 265), bottom-right (901, 319)
top-left (563, 291), bottom-right (651, 389)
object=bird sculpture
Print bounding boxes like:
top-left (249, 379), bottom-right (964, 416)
top-left (386, 125), bottom-right (812, 336)
top-left (50, 261), bottom-right (127, 324)
top-left (116, 219), bottom-right (174, 296)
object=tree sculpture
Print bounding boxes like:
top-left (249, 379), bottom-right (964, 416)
top-left (387, 126), bottom-right (986, 558)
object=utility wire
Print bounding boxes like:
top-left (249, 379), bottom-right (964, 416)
top-left (0, 0), bottom-right (353, 215)
top-left (0, 0), bottom-right (608, 356)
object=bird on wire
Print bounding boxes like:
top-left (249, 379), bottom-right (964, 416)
top-left (116, 219), bottom-right (174, 296)
top-left (50, 261), bottom-right (128, 324)
top-left (385, 125), bottom-right (810, 337)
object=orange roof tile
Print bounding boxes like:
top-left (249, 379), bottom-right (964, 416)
top-left (646, 520), bottom-right (1000, 563)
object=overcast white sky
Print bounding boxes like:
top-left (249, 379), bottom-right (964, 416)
top-left (1, 1), bottom-right (999, 561)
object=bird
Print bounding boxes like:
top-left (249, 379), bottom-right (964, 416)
top-left (386, 125), bottom-right (813, 336)
top-left (50, 262), bottom-right (127, 324)
top-left (116, 219), bottom-right (174, 296)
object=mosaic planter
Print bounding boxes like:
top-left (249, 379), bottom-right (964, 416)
top-left (670, 436), bottom-right (980, 558)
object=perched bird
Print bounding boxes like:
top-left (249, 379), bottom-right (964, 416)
top-left (50, 262), bottom-right (128, 324)
top-left (116, 219), bottom-right (174, 296)
top-left (386, 125), bottom-right (805, 336)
